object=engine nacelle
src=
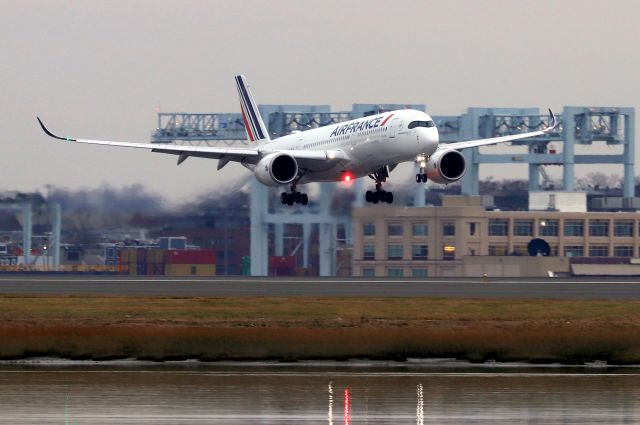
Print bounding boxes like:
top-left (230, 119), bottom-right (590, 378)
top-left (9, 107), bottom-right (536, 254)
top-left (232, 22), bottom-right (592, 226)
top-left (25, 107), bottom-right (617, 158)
top-left (254, 153), bottom-right (299, 187)
top-left (425, 149), bottom-right (466, 184)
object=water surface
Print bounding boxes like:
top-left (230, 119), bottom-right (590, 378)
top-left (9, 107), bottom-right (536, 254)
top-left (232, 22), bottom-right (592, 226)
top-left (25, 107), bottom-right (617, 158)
top-left (0, 363), bottom-right (638, 424)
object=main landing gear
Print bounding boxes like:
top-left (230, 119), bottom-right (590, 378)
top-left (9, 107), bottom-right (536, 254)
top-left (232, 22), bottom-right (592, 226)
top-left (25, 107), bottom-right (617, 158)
top-left (416, 173), bottom-right (427, 183)
top-left (280, 182), bottom-right (308, 206)
top-left (365, 166), bottom-right (394, 204)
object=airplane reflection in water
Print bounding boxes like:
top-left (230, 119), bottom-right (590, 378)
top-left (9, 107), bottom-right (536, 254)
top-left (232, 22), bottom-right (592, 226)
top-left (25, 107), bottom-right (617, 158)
top-left (327, 382), bottom-right (425, 425)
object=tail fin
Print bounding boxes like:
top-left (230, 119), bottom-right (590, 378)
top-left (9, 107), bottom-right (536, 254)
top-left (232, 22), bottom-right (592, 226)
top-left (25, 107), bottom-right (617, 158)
top-left (235, 75), bottom-right (270, 144)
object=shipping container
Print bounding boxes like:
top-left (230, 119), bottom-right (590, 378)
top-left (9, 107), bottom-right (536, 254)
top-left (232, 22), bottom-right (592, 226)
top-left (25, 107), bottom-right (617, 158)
top-left (268, 256), bottom-right (295, 269)
top-left (136, 248), bottom-right (147, 263)
top-left (165, 264), bottom-right (216, 276)
top-left (136, 263), bottom-right (147, 275)
top-left (146, 249), bottom-right (165, 264)
top-left (164, 250), bottom-right (215, 265)
top-left (120, 248), bottom-right (137, 265)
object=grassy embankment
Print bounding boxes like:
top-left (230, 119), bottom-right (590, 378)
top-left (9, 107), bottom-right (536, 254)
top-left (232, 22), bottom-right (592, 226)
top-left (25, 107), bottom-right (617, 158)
top-left (1, 296), bottom-right (640, 363)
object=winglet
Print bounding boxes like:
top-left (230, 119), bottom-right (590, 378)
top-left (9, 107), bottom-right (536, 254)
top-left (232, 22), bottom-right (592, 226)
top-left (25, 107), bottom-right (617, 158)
top-left (547, 109), bottom-right (558, 131)
top-left (36, 117), bottom-right (76, 141)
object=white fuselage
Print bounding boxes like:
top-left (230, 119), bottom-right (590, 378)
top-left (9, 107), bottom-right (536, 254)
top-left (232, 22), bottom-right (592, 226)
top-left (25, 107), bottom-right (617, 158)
top-left (256, 109), bottom-right (439, 183)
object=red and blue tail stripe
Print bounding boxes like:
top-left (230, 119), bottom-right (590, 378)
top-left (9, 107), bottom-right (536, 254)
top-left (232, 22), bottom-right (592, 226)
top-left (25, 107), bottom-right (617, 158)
top-left (235, 75), bottom-right (269, 143)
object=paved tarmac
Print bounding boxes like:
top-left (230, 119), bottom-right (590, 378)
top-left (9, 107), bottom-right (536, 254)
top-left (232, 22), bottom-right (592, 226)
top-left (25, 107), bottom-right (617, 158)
top-left (0, 275), bottom-right (639, 299)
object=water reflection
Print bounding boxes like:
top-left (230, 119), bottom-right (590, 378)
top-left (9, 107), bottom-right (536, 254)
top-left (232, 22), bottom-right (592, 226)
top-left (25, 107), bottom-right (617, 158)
top-left (417, 383), bottom-right (424, 425)
top-left (328, 381), bottom-right (333, 425)
top-left (0, 366), bottom-right (639, 424)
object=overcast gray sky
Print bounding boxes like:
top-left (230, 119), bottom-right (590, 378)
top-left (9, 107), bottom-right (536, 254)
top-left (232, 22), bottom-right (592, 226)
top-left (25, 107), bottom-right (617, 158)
top-left (2, 0), bottom-right (638, 203)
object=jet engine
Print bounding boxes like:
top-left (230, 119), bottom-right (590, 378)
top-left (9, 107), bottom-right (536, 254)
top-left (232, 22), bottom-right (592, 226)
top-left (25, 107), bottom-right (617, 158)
top-left (425, 149), bottom-right (466, 184)
top-left (254, 152), bottom-right (299, 186)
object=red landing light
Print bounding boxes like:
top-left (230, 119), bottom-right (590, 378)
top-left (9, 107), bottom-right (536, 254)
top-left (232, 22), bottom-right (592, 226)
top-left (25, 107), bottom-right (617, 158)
top-left (341, 172), bottom-right (354, 184)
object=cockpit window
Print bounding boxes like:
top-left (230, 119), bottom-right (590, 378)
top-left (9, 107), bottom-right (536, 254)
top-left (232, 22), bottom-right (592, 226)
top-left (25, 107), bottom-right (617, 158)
top-left (408, 120), bottom-right (435, 129)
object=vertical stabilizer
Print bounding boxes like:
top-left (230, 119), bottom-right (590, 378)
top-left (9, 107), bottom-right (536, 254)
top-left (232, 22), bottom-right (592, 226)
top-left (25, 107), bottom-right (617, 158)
top-left (235, 75), bottom-right (270, 144)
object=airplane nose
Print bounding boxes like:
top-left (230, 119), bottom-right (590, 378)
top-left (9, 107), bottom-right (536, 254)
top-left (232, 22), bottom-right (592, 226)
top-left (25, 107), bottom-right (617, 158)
top-left (418, 128), bottom-right (438, 154)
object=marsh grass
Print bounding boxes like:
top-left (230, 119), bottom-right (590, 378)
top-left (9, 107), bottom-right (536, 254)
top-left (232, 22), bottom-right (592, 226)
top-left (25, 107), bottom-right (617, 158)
top-left (1, 325), bottom-right (639, 363)
top-left (0, 296), bottom-right (639, 362)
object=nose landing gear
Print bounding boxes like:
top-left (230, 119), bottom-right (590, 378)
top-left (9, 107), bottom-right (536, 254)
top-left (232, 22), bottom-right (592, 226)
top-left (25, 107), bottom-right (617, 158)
top-left (415, 154), bottom-right (428, 183)
top-left (365, 166), bottom-right (394, 205)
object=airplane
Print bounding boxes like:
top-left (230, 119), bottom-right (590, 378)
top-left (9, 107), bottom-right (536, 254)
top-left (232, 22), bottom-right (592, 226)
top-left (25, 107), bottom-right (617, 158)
top-left (38, 75), bottom-right (558, 206)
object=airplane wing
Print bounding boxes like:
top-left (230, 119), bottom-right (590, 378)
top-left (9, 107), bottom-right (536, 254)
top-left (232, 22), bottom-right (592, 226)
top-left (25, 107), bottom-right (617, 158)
top-left (440, 109), bottom-right (558, 151)
top-left (37, 117), bottom-right (348, 167)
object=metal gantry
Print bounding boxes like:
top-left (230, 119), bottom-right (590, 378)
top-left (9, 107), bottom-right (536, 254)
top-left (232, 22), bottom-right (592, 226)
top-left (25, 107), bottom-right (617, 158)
top-left (435, 107), bottom-right (636, 206)
top-left (0, 203), bottom-right (62, 270)
top-left (152, 104), bottom-right (636, 276)
top-left (152, 113), bottom-right (248, 145)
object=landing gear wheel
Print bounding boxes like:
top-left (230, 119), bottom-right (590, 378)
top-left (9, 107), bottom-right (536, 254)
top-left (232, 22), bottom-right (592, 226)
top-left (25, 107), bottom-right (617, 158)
top-left (416, 174), bottom-right (422, 183)
top-left (421, 174), bottom-right (427, 183)
top-left (365, 167), bottom-right (396, 205)
top-left (386, 191), bottom-right (394, 204)
top-left (281, 186), bottom-right (309, 206)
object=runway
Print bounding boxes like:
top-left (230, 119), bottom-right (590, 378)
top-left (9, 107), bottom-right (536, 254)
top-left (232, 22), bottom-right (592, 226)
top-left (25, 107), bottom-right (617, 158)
top-left (0, 275), bottom-right (639, 299)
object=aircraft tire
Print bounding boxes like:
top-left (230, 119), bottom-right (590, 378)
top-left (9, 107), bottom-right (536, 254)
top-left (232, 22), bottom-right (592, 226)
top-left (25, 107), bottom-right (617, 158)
top-left (280, 192), bottom-right (288, 204)
top-left (365, 191), bottom-right (373, 203)
top-left (386, 192), bottom-right (394, 204)
top-left (421, 174), bottom-right (427, 183)
top-left (372, 192), bottom-right (379, 204)
top-left (416, 174), bottom-right (421, 183)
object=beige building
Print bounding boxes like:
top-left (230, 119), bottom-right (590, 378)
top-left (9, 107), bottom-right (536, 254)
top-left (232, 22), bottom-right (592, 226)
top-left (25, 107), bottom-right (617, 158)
top-left (352, 196), bottom-right (640, 277)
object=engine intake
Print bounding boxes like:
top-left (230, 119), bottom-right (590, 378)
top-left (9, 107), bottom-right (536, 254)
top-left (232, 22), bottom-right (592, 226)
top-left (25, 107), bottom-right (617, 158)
top-left (254, 153), bottom-right (299, 186)
top-left (425, 149), bottom-right (466, 184)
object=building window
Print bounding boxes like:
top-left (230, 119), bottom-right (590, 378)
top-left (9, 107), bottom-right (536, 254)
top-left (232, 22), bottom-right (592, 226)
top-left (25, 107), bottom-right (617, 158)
top-left (539, 219), bottom-right (559, 237)
top-left (363, 222), bottom-right (375, 236)
top-left (614, 246), bottom-right (634, 257)
top-left (468, 222), bottom-right (478, 236)
top-left (514, 219), bottom-right (533, 236)
top-left (412, 223), bottom-right (428, 236)
top-left (362, 267), bottom-right (375, 277)
top-left (442, 245), bottom-right (456, 260)
top-left (489, 245), bottom-right (508, 256)
top-left (488, 219), bottom-right (508, 236)
top-left (412, 268), bottom-right (428, 277)
top-left (443, 222), bottom-right (455, 236)
top-left (589, 220), bottom-right (609, 237)
top-left (614, 220), bottom-right (634, 237)
top-left (412, 244), bottom-right (428, 260)
top-left (589, 245), bottom-right (609, 257)
top-left (363, 244), bottom-right (375, 260)
top-left (564, 245), bottom-right (584, 257)
top-left (387, 268), bottom-right (404, 277)
top-left (387, 244), bottom-right (403, 260)
top-left (564, 220), bottom-right (584, 237)
top-left (388, 223), bottom-right (403, 237)
top-left (512, 245), bottom-right (527, 256)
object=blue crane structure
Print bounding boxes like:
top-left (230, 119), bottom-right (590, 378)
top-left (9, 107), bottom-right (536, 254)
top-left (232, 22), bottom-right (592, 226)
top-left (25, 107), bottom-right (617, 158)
top-left (151, 105), bottom-right (635, 276)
